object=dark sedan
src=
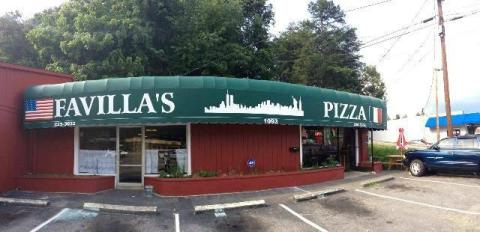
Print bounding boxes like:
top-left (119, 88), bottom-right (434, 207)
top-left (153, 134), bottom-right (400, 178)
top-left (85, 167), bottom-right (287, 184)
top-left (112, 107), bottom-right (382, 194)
top-left (403, 135), bottom-right (480, 176)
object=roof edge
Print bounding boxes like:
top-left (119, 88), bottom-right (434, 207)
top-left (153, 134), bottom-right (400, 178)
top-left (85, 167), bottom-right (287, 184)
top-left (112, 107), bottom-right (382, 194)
top-left (0, 61), bottom-right (74, 81)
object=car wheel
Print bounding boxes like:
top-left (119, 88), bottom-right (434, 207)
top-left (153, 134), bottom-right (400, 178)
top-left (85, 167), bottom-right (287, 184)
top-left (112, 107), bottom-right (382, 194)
top-left (409, 159), bottom-right (426, 177)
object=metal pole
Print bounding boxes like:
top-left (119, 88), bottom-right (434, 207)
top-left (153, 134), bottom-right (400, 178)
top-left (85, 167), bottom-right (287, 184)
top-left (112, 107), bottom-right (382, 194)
top-left (436, 0), bottom-right (453, 137)
top-left (435, 72), bottom-right (440, 142)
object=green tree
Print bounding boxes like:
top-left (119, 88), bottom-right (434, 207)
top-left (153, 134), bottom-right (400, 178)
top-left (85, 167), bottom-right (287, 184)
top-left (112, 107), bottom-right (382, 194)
top-left (0, 11), bottom-right (38, 67)
top-left (240, 0), bottom-right (274, 79)
top-left (272, 23), bottom-right (315, 84)
top-left (169, 0), bottom-right (274, 79)
top-left (273, 0), bottom-right (362, 93)
top-left (142, 0), bottom-right (182, 75)
top-left (27, 0), bottom-right (157, 80)
top-left (361, 65), bottom-right (386, 100)
top-left (0, 0), bottom-right (387, 100)
top-left (24, 0), bottom-right (274, 80)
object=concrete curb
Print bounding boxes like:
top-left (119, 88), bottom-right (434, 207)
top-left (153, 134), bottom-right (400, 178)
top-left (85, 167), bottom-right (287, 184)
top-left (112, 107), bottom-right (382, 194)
top-left (294, 188), bottom-right (346, 202)
top-left (361, 176), bottom-right (395, 187)
top-left (83, 202), bottom-right (157, 213)
top-left (194, 199), bottom-right (266, 214)
top-left (0, 197), bottom-right (49, 206)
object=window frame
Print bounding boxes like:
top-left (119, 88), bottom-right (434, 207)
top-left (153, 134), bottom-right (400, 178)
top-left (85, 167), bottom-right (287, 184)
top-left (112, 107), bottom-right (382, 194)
top-left (74, 126), bottom-right (117, 176)
top-left (74, 124), bottom-right (192, 177)
top-left (143, 125), bottom-right (189, 176)
top-left (300, 126), bottom-right (341, 169)
top-left (436, 137), bottom-right (456, 150)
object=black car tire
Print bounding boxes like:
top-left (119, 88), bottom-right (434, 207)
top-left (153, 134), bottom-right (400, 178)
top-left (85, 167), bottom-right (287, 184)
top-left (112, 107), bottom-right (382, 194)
top-left (409, 159), bottom-right (426, 177)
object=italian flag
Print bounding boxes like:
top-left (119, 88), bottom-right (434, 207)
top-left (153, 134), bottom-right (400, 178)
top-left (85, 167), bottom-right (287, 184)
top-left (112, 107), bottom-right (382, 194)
top-left (373, 107), bottom-right (382, 124)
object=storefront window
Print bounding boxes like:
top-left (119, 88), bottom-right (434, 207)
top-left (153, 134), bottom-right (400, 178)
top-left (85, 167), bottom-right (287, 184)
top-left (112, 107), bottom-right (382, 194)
top-left (302, 126), bottom-right (340, 168)
top-left (145, 126), bottom-right (187, 175)
top-left (78, 127), bottom-right (116, 174)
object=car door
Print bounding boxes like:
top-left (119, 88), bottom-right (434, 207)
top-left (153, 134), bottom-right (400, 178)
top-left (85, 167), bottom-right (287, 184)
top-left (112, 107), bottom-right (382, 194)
top-left (425, 138), bottom-right (456, 170)
top-left (452, 138), bottom-right (480, 172)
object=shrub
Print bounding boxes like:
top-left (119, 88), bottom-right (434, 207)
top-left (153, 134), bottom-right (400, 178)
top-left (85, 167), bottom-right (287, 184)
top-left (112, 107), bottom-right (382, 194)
top-left (197, 170), bottom-right (218, 177)
top-left (159, 166), bottom-right (185, 178)
top-left (372, 143), bottom-right (398, 162)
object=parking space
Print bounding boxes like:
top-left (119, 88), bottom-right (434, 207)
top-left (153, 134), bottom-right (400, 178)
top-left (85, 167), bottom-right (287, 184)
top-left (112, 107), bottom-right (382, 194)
top-left (2, 172), bottom-right (480, 231)
top-left (0, 205), bottom-right (63, 232)
top-left (36, 209), bottom-right (174, 232)
top-left (283, 188), bottom-right (479, 231)
top-left (182, 172), bottom-right (480, 232)
top-left (360, 176), bottom-right (480, 214)
top-left (271, 173), bottom-right (480, 231)
top-left (181, 205), bottom-right (316, 232)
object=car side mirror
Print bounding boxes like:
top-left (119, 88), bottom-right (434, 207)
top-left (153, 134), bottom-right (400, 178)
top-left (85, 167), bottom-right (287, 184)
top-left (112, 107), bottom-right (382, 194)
top-left (431, 145), bottom-right (440, 150)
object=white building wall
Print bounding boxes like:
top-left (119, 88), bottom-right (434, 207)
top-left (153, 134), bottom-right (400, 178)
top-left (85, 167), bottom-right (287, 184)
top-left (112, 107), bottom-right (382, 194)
top-left (374, 115), bottom-right (469, 144)
top-left (374, 116), bottom-right (428, 143)
top-left (424, 127), bottom-right (468, 143)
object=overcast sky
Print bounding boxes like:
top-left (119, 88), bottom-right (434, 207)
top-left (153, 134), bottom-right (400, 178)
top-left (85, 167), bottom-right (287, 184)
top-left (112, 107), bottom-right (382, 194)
top-left (2, 0), bottom-right (480, 118)
top-left (270, 0), bottom-right (480, 118)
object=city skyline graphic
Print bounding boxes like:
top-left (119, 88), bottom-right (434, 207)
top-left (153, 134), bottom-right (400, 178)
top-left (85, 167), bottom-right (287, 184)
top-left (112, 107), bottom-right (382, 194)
top-left (204, 91), bottom-right (304, 116)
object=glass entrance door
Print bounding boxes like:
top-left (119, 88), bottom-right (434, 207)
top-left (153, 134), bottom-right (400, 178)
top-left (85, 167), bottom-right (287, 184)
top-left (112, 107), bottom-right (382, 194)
top-left (118, 127), bottom-right (143, 185)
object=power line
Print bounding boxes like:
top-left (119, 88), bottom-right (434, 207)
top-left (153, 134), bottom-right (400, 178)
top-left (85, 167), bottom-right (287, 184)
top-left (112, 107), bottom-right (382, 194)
top-left (445, 3), bottom-right (480, 16)
top-left (377, 0), bottom-right (430, 64)
top-left (362, 20), bottom-right (426, 45)
top-left (446, 9), bottom-right (480, 22)
top-left (361, 15), bottom-right (434, 45)
top-left (345, 0), bottom-right (393, 13)
top-left (387, 1), bottom-right (437, 87)
top-left (396, 28), bottom-right (434, 74)
top-left (360, 4), bottom-right (480, 49)
top-left (360, 11), bottom-right (472, 50)
top-left (424, 0), bottom-right (438, 112)
top-left (360, 24), bottom-right (434, 48)
top-left (387, 26), bottom-right (434, 85)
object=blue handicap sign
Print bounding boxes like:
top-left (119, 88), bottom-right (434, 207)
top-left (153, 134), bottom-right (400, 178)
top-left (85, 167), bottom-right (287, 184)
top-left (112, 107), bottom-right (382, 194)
top-left (247, 159), bottom-right (256, 168)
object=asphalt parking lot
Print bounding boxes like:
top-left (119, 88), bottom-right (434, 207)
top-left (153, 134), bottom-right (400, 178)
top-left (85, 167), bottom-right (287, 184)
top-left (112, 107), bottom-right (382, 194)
top-left (2, 171), bottom-right (480, 232)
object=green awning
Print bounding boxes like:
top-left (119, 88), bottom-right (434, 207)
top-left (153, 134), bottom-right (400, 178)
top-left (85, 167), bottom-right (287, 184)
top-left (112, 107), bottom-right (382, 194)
top-left (24, 76), bottom-right (387, 129)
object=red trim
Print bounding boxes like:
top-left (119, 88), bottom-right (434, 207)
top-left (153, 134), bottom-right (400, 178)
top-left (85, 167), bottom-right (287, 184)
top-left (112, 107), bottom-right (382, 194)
top-left (145, 167), bottom-right (344, 196)
top-left (0, 61), bottom-right (73, 81)
top-left (377, 108), bottom-right (382, 124)
top-left (373, 162), bottom-right (383, 173)
top-left (16, 175), bottom-right (114, 193)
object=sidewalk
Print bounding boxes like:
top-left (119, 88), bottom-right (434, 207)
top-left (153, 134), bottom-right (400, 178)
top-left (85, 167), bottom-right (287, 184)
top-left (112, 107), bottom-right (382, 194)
top-left (2, 170), bottom-right (401, 214)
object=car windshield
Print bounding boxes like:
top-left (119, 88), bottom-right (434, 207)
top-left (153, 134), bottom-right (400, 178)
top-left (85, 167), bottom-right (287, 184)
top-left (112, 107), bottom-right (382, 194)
top-left (431, 137), bottom-right (480, 149)
top-left (435, 138), bottom-right (455, 149)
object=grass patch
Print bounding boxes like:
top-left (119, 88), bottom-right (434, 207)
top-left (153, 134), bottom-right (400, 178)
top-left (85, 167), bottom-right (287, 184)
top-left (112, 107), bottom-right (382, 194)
top-left (372, 143), bottom-right (399, 162)
top-left (363, 182), bottom-right (378, 188)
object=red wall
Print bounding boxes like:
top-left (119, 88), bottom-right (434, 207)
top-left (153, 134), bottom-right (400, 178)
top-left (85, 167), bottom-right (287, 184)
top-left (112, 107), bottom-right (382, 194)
top-left (0, 62), bottom-right (73, 192)
top-left (30, 128), bottom-right (74, 174)
top-left (359, 128), bottom-right (371, 167)
top-left (17, 175), bottom-right (114, 193)
top-left (145, 167), bottom-right (344, 196)
top-left (191, 124), bottom-right (300, 174)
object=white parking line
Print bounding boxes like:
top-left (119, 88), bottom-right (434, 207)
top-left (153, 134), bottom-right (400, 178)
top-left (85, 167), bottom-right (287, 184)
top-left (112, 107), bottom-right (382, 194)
top-left (293, 186), bottom-right (310, 193)
top-left (279, 204), bottom-right (329, 232)
top-left (399, 177), bottom-right (480, 189)
top-left (174, 213), bottom-right (180, 232)
top-left (355, 189), bottom-right (480, 215)
top-left (30, 208), bottom-right (69, 232)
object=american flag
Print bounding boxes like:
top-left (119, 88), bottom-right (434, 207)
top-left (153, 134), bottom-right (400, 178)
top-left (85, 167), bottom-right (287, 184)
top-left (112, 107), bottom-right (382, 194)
top-left (25, 98), bottom-right (54, 121)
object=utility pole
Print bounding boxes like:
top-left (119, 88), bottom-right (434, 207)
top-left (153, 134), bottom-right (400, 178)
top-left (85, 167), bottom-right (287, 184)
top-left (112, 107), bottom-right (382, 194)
top-left (435, 71), bottom-right (440, 142)
top-left (436, 0), bottom-right (453, 137)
